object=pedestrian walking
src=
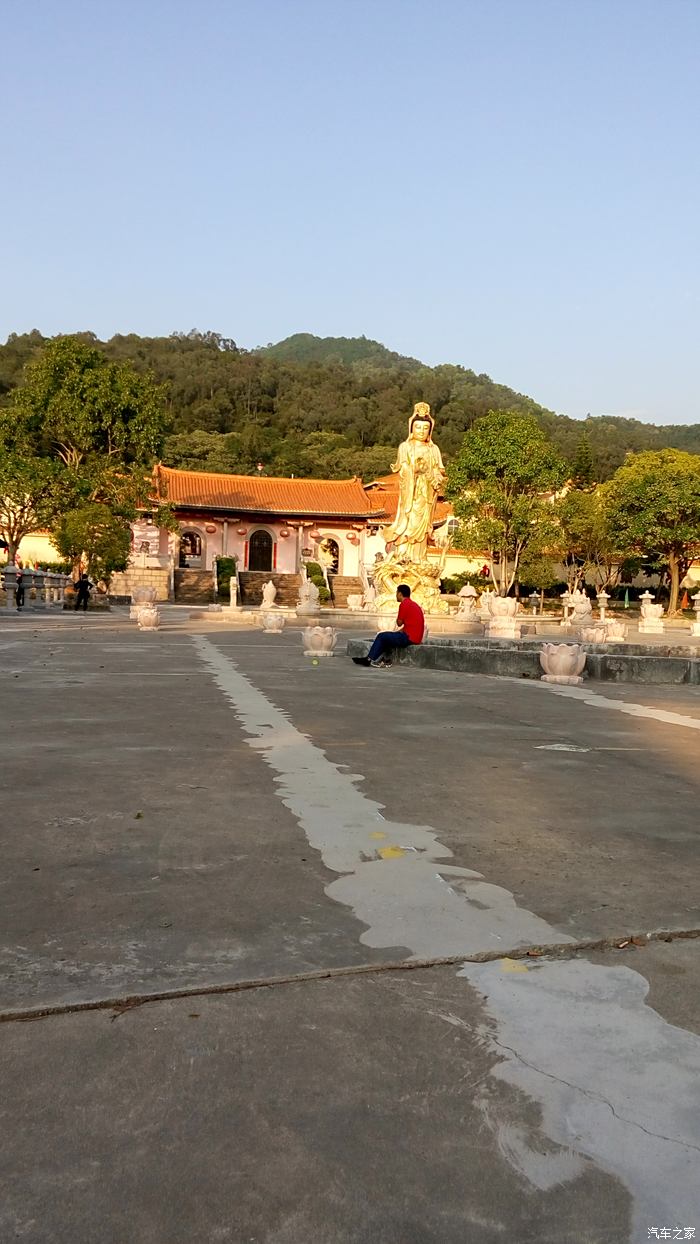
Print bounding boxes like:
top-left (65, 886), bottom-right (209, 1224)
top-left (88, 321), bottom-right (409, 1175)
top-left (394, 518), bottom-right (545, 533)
top-left (74, 574), bottom-right (92, 612)
top-left (15, 571), bottom-right (25, 611)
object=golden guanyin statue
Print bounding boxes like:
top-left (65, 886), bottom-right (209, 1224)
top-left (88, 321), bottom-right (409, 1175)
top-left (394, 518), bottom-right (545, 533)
top-left (374, 402), bottom-right (449, 615)
top-left (383, 402), bottom-right (446, 561)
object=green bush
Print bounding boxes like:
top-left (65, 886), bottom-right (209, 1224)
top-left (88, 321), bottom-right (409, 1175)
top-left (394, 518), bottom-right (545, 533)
top-left (35, 560), bottom-right (72, 574)
top-left (215, 555), bottom-right (237, 601)
top-left (304, 561), bottom-right (331, 604)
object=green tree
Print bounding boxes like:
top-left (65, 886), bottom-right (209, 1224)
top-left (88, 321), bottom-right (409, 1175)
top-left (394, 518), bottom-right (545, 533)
top-left (517, 552), bottom-right (559, 605)
top-left (3, 336), bottom-right (167, 506)
top-left (53, 503), bottom-right (131, 584)
top-left (570, 433), bottom-right (596, 486)
top-left (447, 410), bottom-right (566, 594)
top-left (0, 452), bottom-right (62, 562)
top-left (602, 449), bottom-right (700, 613)
top-left (554, 488), bottom-right (629, 591)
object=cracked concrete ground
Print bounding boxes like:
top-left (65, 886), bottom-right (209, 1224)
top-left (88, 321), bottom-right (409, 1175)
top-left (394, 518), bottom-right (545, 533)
top-left (1, 611), bottom-right (699, 1243)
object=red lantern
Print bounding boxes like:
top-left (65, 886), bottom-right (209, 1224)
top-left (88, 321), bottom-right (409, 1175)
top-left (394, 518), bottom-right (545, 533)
top-left (279, 528), bottom-right (290, 538)
top-left (237, 526), bottom-right (248, 537)
top-left (346, 532), bottom-right (359, 544)
top-left (308, 528), bottom-right (321, 541)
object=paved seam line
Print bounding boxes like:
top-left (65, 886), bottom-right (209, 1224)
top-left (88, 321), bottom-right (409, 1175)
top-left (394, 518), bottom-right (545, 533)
top-left (2, 926), bottom-right (698, 1026)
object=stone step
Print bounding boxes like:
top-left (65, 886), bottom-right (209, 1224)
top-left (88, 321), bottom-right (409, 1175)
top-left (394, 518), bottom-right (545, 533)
top-left (238, 572), bottom-right (302, 607)
top-left (328, 575), bottom-right (364, 608)
top-left (174, 569), bottom-right (215, 604)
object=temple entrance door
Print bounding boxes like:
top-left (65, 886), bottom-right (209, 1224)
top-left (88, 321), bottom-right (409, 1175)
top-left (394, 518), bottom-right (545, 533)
top-left (319, 537), bottom-right (340, 574)
top-left (179, 531), bottom-right (203, 568)
top-left (249, 529), bottom-right (273, 572)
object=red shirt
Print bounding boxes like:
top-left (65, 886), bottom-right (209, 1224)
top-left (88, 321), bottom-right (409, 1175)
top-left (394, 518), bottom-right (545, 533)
top-left (397, 598), bottom-right (425, 644)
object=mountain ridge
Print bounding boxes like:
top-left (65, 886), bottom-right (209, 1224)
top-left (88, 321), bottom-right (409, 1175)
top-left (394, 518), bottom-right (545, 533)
top-left (1, 329), bottom-right (698, 481)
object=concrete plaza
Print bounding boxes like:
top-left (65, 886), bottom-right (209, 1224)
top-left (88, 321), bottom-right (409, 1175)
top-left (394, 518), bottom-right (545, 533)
top-left (1, 611), bottom-right (699, 1243)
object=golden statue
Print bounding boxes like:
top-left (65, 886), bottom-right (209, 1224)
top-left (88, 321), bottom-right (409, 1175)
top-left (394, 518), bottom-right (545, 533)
top-left (383, 402), bottom-right (446, 561)
top-left (373, 402), bottom-right (449, 615)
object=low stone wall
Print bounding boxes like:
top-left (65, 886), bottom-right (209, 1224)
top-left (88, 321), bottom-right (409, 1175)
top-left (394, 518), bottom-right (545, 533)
top-left (110, 567), bottom-right (172, 603)
top-left (346, 636), bottom-right (700, 685)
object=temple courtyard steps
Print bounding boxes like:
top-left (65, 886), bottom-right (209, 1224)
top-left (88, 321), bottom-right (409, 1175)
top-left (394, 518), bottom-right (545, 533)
top-left (173, 568), bottom-right (215, 604)
top-left (327, 573), bottom-right (364, 607)
top-left (237, 570), bottom-right (302, 607)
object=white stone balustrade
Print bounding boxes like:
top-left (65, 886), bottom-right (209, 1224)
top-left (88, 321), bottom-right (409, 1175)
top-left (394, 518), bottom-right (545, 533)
top-left (2, 566), bottom-right (71, 610)
top-left (692, 592), bottom-right (700, 637)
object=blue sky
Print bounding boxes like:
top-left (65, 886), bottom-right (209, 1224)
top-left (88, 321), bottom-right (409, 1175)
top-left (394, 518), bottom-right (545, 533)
top-left (2, 0), bottom-right (699, 423)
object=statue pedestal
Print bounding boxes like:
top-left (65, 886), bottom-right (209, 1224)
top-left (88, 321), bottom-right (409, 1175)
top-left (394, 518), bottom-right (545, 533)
top-left (639, 620), bottom-right (665, 634)
top-left (487, 620), bottom-right (522, 639)
top-left (373, 554), bottom-right (448, 616)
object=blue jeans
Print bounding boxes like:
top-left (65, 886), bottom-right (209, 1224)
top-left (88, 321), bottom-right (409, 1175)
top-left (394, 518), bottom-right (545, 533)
top-left (367, 630), bottom-right (411, 663)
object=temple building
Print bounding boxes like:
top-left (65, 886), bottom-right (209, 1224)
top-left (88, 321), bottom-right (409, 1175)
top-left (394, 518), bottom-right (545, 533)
top-left (103, 464), bottom-right (480, 604)
top-left (6, 463), bottom-right (484, 602)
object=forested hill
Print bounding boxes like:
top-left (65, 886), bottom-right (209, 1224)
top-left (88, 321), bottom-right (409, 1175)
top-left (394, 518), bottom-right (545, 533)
top-left (256, 333), bottom-right (422, 370)
top-left (1, 328), bottom-right (698, 482)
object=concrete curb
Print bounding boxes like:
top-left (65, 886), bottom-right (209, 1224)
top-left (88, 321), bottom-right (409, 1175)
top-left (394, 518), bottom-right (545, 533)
top-left (346, 636), bottom-right (700, 684)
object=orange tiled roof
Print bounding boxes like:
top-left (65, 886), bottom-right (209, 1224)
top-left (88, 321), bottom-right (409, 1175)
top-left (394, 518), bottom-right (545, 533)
top-left (155, 465), bottom-right (385, 519)
top-left (375, 490), bottom-right (453, 525)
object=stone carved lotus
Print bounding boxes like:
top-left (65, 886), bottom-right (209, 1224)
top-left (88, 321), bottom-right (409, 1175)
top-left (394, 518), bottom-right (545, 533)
top-left (261, 612), bottom-right (285, 633)
top-left (488, 594), bottom-right (518, 618)
top-left (130, 585), bottom-right (157, 619)
top-left (581, 626), bottom-right (607, 643)
top-left (137, 604), bottom-right (161, 631)
top-left (302, 626), bottom-right (338, 657)
top-left (605, 620), bottom-right (628, 641)
top-left (540, 642), bottom-right (586, 684)
top-left (347, 594), bottom-right (364, 611)
top-left (644, 602), bottom-right (664, 620)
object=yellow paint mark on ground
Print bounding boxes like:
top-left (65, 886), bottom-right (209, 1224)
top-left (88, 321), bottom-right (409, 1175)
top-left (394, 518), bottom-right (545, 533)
top-left (378, 845), bottom-right (406, 859)
top-left (501, 958), bottom-right (529, 973)
top-left (370, 832), bottom-right (387, 840)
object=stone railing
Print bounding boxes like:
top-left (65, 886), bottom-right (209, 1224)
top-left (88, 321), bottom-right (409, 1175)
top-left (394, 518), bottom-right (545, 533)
top-left (1, 566), bottom-right (72, 609)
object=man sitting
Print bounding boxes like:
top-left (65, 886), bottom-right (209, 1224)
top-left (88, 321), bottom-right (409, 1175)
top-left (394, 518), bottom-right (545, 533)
top-left (352, 584), bottom-right (425, 668)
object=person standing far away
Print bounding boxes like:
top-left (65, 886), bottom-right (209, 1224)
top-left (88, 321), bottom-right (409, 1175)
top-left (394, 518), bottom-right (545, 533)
top-left (74, 573), bottom-right (92, 612)
top-left (15, 570), bottom-right (25, 611)
top-left (353, 584), bottom-right (425, 668)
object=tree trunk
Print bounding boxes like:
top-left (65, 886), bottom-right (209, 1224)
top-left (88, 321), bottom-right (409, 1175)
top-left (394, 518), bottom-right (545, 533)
top-left (668, 552), bottom-right (681, 615)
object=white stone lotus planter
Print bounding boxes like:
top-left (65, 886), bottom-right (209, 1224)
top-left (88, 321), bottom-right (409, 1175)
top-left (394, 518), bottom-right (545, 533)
top-left (302, 626), bottom-right (338, 657)
top-left (540, 643), bottom-right (586, 684)
top-left (347, 594), bottom-right (364, 612)
top-left (261, 612), bottom-right (285, 633)
top-left (137, 604), bottom-right (161, 631)
top-left (130, 585), bottom-right (157, 619)
top-left (605, 620), bottom-right (628, 641)
top-left (581, 626), bottom-right (607, 643)
top-left (486, 593), bottom-right (521, 638)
